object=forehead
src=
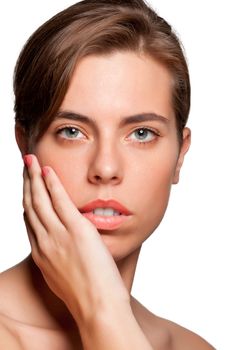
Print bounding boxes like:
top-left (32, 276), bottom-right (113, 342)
top-left (61, 51), bottom-right (174, 121)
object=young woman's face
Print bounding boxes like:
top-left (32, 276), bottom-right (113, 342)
top-left (34, 52), bottom-right (190, 261)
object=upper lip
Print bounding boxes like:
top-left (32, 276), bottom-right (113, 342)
top-left (79, 199), bottom-right (132, 215)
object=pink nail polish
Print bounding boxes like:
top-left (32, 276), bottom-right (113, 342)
top-left (42, 167), bottom-right (50, 177)
top-left (23, 155), bottom-right (33, 167)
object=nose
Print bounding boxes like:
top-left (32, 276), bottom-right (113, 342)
top-left (87, 139), bottom-right (123, 186)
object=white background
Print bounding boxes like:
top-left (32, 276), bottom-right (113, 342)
top-left (0, 1), bottom-right (231, 349)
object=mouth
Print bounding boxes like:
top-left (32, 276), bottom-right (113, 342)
top-left (81, 212), bottom-right (131, 230)
top-left (79, 198), bottom-right (132, 230)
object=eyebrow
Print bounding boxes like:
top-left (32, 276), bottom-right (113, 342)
top-left (55, 110), bottom-right (169, 129)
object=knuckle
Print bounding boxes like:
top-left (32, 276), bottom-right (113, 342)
top-left (23, 195), bottom-right (30, 211)
top-left (53, 196), bottom-right (64, 213)
top-left (41, 241), bottom-right (50, 255)
top-left (31, 249), bottom-right (40, 265)
top-left (49, 184), bottom-right (66, 211)
top-left (37, 236), bottom-right (50, 255)
top-left (55, 225), bottom-right (67, 237)
top-left (31, 195), bottom-right (42, 211)
top-left (48, 180), bottom-right (59, 197)
top-left (30, 170), bottom-right (37, 181)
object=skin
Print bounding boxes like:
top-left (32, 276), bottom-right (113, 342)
top-left (31, 51), bottom-right (189, 283)
top-left (0, 51), bottom-right (215, 349)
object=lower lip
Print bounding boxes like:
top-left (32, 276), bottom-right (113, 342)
top-left (81, 212), bottom-right (130, 230)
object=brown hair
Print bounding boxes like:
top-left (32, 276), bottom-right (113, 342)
top-left (14, 0), bottom-right (190, 148)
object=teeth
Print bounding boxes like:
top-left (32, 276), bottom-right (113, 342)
top-left (93, 208), bottom-right (121, 216)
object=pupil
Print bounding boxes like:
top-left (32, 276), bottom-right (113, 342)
top-left (137, 129), bottom-right (147, 139)
top-left (68, 128), bottom-right (78, 137)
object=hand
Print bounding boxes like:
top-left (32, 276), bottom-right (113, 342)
top-left (23, 154), bottom-right (130, 325)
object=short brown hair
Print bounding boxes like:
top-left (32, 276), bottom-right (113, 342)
top-left (14, 0), bottom-right (190, 148)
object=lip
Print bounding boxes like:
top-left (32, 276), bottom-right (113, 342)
top-left (79, 199), bottom-right (132, 216)
top-left (79, 199), bottom-right (132, 230)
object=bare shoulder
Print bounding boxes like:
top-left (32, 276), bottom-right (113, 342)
top-left (0, 266), bottom-right (23, 349)
top-left (152, 314), bottom-right (216, 350)
top-left (0, 261), bottom-right (24, 314)
top-left (0, 257), bottom-right (32, 314)
top-left (131, 297), bottom-right (215, 350)
top-left (0, 315), bottom-right (23, 349)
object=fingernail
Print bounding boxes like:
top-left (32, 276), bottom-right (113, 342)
top-left (42, 166), bottom-right (50, 177)
top-left (23, 155), bottom-right (33, 167)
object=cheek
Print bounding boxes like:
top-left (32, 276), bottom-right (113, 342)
top-left (134, 151), bottom-right (178, 233)
top-left (35, 145), bottom-right (86, 202)
top-left (144, 162), bottom-right (175, 212)
top-left (51, 162), bottom-right (86, 203)
top-left (135, 141), bottom-right (178, 195)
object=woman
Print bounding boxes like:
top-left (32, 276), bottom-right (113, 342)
top-left (0, 0), bottom-right (215, 349)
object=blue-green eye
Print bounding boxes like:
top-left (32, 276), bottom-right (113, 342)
top-left (129, 128), bottom-right (158, 144)
top-left (56, 126), bottom-right (159, 145)
top-left (57, 126), bottom-right (84, 139)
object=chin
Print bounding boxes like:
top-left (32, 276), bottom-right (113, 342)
top-left (99, 232), bottom-right (141, 263)
top-left (97, 232), bottom-right (121, 256)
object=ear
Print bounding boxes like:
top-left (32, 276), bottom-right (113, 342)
top-left (172, 127), bottom-right (191, 184)
top-left (15, 123), bottom-right (28, 156)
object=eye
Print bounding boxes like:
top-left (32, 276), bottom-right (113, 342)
top-left (128, 127), bottom-right (159, 145)
top-left (56, 126), bottom-right (85, 140)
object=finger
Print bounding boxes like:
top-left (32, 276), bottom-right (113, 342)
top-left (41, 165), bottom-right (92, 234)
top-left (23, 211), bottom-right (49, 268)
top-left (23, 211), bottom-right (39, 254)
top-left (24, 155), bottom-right (66, 234)
top-left (23, 167), bottom-right (47, 244)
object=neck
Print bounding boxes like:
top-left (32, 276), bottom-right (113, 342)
top-left (24, 245), bottom-right (142, 329)
top-left (24, 255), bottom-right (76, 329)
top-left (116, 246), bottom-right (142, 293)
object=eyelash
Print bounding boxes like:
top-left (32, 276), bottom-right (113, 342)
top-left (56, 125), bottom-right (160, 146)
